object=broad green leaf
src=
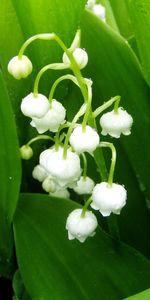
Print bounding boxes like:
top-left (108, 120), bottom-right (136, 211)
top-left (129, 0), bottom-right (150, 86)
top-left (105, 0), bottom-right (133, 38)
top-left (14, 194), bottom-right (150, 300)
top-left (123, 288), bottom-right (150, 300)
top-left (13, 270), bottom-right (32, 300)
top-left (0, 70), bottom-right (21, 275)
top-left (0, 0), bottom-right (86, 141)
top-left (81, 10), bottom-right (150, 213)
top-left (64, 12), bottom-right (150, 257)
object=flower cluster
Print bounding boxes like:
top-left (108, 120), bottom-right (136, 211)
top-left (8, 30), bottom-right (133, 243)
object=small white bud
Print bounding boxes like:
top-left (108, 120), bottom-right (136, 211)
top-left (8, 55), bottom-right (32, 80)
top-left (100, 107), bottom-right (133, 138)
top-left (42, 176), bottom-right (56, 193)
top-left (73, 176), bottom-right (95, 195)
top-left (63, 48), bottom-right (88, 69)
top-left (92, 4), bottom-right (106, 22)
top-left (30, 99), bottom-right (66, 133)
top-left (50, 188), bottom-right (70, 199)
top-left (91, 182), bottom-right (127, 216)
top-left (46, 148), bottom-right (81, 188)
top-left (32, 164), bottom-right (48, 182)
top-left (21, 92), bottom-right (50, 119)
top-left (66, 208), bottom-right (98, 242)
top-left (20, 145), bottom-right (33, 160)
top-left (69, 125), bottom-right (100, 154)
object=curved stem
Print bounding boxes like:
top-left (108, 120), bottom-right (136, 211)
top-left (18, 33), bottom-right (55, 58)
top-left (93, 96), bottom-right (121, 118)
top-left (82, 81), bottom-right (92, 131)
top-left (114, 96), bottom-right (121, 113)
top-left (63, 103), bottom-right (87, 159)
top-left (99, 142), bottom-right (116, 186)
top-left (33, 63), bottom-right (68, 96)
top-left (53, 33), bottom-right (88, 103)
top-left (81, 153), bottom-right (87, 179)
top-left (54, 123), bottom-right (70, 151)
top-left (49, 74), bottom-right (79, 103)
top-left (81, 197), bottom-right (92, 217)
top-left (27, 135), bottom-right (54, 146)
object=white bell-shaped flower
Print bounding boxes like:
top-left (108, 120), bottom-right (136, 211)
top-left (30, 99), bottom-right (66, 133)
top-left (91, 182), bottom-right (127, 216)
top-left (46, 147), bottom-right (81, 188)
top-left (50, 188), bottom-right (70, 199)
top-left (73, 176), bottom-right (95, 195)
top-left (100, 107), bottom-right (133, 138)
top-left (8, 55), bottom-right (33, 80)
top-left (32, 164), bottom-right (48, 182)
top-left (39, 148), bottom-right (55, 171)
top-left (21, 92), bottom-right (50, 118)
top-left (63, 48), bottom-right (88, 69)
top-left (69, 125), bottom-right (100, 154)
top-left (42, 176), bottom-right (56, 193)
top-left (66, 208), bottom-right (98, 242)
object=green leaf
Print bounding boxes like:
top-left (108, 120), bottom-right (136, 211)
top-left (13, 270), bottom-right (32, 300)
top-left (104, 0), bottom-right (133, 38)
top-left (13, 194), bottom-right (150, 300)
top-left (129, 0), bottom-right (150, 86)
top-left (80, 10), bottom-right (150, 211)
top-left (123, 288), bottom-right (150, 300)
top-left (0, 70), bottom-right (21, 275)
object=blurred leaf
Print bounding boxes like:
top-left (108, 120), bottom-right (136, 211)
top-left (14, 194), bottom-right (150, 300)
top-left (105, 0), bottom-right (133, 38)
top-left (129, 0), bottom-right (150, 86)
top-left (123, 288), bottom-right (150, 300)
top-left (81, 10), bottom-right (150, 213)
top-left (0, 70), bottom-right (21, 275)
top-left (0, 0), bottom-right (86, 142)
top-left (13, 270), bottom-right (31, 300)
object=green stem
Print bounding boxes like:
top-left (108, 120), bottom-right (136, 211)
top-left (27, 135), bottom-right (53, 146)
top-left (99, 142), bottom-right (116, 186)
top-left (18, 33), bottom-right (55, 58)
top-left (82, 81), bottom-right (92, 131)
top-left (81, 197), bottom-right (92, 217)
top-left (63, 103), bottom-right (87, 159)
top-left (93, 96), bottom-right (121, 118)
top-left (53, 33), bottom-right (88, 103)
top-left (49, 74), bottom-right (79, 103)
top-left (33, 63), bottom-right (68, 96)
top-left (114, 96), bottom-right (121, 112)
top-left (81, 153), bottom-right (87, 179)
top-left (54, 123), bottom-right (69, 150)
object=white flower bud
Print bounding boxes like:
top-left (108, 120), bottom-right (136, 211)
top-left (46, 148), bottom-right (81, 188)
top-left (100, 107), bottom-right (133, 138)
top-left (8, 55), bottom-right (33, 80)
top-left (50, 188), bottom-right (70, 199)
top-left (30, 99), bottom-right (66, 133)
top-left (91, 182), bottom-right (127, 216)
top-left (73, 176), bottom-right (95, 195)
top-left (63, 48), bottom-right (88, 69)
top-left (32, 164), bottom-right (48, 182)
top-left (21, 92), bottom-right (50, 118)
top-left (66, 208), bottom-right (98, 242)
top-left (42, 176), bottom-right (56, 193)
top-left (20, 145), bottom-right (33, 160)
top-left (69, 125), bottom-right (100, 154)
top-left (92, 4), bottom-right (106, 22)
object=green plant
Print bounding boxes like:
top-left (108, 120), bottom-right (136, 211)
top-left (0, 0), bottom-right (150, 299)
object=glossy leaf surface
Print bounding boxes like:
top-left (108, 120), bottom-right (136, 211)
top-left (14, 194), bottom-right (150, 300)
